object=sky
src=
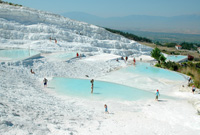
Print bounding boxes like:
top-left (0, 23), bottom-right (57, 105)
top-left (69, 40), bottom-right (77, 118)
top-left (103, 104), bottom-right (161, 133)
top-left (4, 0), bottom-right (200, 17)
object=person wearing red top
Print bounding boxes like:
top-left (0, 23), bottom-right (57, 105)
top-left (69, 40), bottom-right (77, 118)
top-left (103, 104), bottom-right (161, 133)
top-left (133, 58), bottom-right (136, 65)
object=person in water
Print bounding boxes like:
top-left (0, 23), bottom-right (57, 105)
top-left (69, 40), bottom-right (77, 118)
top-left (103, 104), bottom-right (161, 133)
top-left (43, 78), bottom-right (48, 88)
top-left (90, 79), bottom-right (94, 93)
top-left (155, 89), bottom-right (160, 101)
top-left (76, 52), bottom-right (79, 58)
top-left (104, 104), bottom-right (109, 113)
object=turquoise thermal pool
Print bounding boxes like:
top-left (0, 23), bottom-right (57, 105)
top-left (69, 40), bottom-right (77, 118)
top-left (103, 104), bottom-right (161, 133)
top-left (49, 77), bottom-right (158, 101)
top-left (49, 62), bottom-right (186, 101)
top-left (166, 55), bottom-right (187, 62)
top-left (0, 49), bottom-right (40, 61)
top-left (121, 62), bottom-right (186, 81)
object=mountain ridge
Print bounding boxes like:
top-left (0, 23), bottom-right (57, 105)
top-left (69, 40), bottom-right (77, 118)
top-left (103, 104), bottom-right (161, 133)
top-left (61, 12), bottom-right (200, 34)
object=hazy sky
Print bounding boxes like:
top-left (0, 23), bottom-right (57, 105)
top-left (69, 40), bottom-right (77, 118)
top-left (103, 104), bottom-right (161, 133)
top-left (4, 0), bottom-right (200, 17)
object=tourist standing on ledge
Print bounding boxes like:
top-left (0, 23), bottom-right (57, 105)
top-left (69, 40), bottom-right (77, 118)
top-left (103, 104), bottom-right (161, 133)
top-left (104, 104), bottom-right (109, 114)
top-left (125, 56), bottom-right (128, 62)
top-left (43, 78), bottom-right (48, 88)
top-left (192, 85), bottom-right (196, 94)
top-left (155, 89), bottom-right (160, 101)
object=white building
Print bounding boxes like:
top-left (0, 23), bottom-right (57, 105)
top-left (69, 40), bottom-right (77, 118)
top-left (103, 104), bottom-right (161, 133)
top-left (175, 45), bottom-right (182, 50)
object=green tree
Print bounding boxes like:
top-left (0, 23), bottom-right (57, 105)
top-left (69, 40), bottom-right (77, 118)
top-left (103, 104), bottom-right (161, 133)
top-left (159, 54), bottom-right (166, 63)
top-left (151, 47), bottom-right (162, 62)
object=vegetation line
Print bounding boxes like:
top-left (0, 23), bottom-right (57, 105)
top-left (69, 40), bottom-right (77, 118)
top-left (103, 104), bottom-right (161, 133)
top-left (105, 28), bottom-right (152, 43)
top-left (0, 0), bottom-right (22, 7)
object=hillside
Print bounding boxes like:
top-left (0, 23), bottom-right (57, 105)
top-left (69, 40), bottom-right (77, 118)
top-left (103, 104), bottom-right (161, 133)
top-left (0, 4), bottom-right (152, 56)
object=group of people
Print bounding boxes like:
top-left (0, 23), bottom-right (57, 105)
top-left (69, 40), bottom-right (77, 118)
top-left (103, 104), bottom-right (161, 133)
top-left (116, 56), bottom-right (136, 65)
top-left (76, 52), bottom-right (82, 58)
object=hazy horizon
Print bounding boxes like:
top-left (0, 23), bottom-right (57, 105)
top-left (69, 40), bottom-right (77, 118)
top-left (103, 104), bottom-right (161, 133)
top-left (4, 0), bottom-right (200, 17)
top-left (2, 0), bottom-right (200, 36)
top-left (61, 11), bottom-right (200, 35)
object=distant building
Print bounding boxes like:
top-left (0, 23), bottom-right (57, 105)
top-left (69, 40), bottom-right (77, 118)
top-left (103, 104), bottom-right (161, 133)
top-left (198, 47), bottom-right (200, 53)
top-left (175, 45), bottom-right (182, 50)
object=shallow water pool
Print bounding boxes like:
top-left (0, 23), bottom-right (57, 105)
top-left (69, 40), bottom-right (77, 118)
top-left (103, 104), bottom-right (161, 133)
top-left (166, 55), bottom-right (187, 62)
top-left (121, 62), bottom-right (185, 81)
top-left (49, 77), bottom-right (159, 101)
top-left (0, 49), bottom-right (40, 61)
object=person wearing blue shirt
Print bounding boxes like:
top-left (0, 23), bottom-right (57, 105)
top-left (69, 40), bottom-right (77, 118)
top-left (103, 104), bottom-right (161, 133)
top-left (104, 104), bottom-right (109, 114)
top-left (155, 89), bottom-right (160, 101)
